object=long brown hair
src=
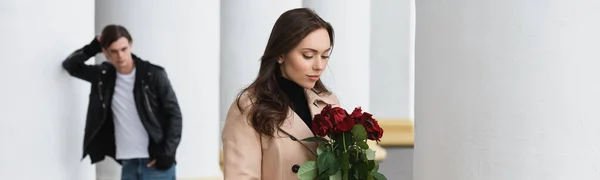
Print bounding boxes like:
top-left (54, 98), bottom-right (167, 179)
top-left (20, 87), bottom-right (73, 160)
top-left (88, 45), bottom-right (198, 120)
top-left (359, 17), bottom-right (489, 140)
top-left (236, 8), bottom-right (335, 137)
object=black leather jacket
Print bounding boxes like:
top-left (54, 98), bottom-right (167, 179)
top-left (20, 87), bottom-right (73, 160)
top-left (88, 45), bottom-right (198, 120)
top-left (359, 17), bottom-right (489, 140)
top-left (62, 38), bottom-right (182, 170)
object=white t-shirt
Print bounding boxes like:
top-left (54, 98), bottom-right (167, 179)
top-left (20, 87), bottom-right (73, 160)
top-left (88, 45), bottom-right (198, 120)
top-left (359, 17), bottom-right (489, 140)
top-left (111, 68), bottom-right (150, 159)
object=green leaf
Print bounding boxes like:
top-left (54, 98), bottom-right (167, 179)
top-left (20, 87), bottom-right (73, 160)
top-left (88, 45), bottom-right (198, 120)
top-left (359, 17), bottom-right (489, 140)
top-left (297, 161), bottom-right (318, 180)
top-left (357, 141), bottom-right (369, 149)
top-left (329, 170), bottom-right (342, 180)
top-left (317, 145), bottom-right (326, 155)
top-left (349, 166), bottom-right (359, 180)
top-left (352, 124), bottom-right (367, 141)
top-left (317, 151), bottom-right (337, 175)
top-left (357, 161), bottom-right (368, 172)
top-left (367, 173), bottom-right (374, 180)
top-left (302, 136), bottom-right (329, 143)
top-left (342, 169), bottom-right (349, 180)
top-left (372, 172), bottom-right (387, 180)
top-left (350, 168), bottom-right (359, 180)
top-left (356, 161), bottom-right (369, 179)
top-left (331, 133), bottom-right (352, 151)
top-left (367, 160), bottom-right (375, 171)
top-left (366, 149), bottom-right (375, 160)
top-left (340, 153), bottom-right (350, 170)
top-left (317, 173), bottom-right (331, 180)
top-left (326, 162), bottom-right (340, 176)
top-left (372, 160), bottom-right (379, 172)
top-left (344, 131), bottom-right (354, 147)
top-left (317, 164), bottom-right (340, 180)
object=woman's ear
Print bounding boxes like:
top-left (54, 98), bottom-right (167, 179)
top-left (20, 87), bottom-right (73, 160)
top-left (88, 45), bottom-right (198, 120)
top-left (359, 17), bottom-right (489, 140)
top-left (278, 55), bottom-right (285, 64)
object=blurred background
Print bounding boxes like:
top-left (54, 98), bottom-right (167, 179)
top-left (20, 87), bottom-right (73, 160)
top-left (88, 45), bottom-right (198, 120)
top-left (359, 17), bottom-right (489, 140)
top-left (0, 0), bottom-right (414, 179)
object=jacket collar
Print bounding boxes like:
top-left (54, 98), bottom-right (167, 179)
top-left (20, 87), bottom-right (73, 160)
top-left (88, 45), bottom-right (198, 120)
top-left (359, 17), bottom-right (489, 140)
top-left (305, 88), bottom-right (336, 108)
top-left (99, 54), bottom-right (147, 75)
top-left (278, 88), bottom-right (338, 156)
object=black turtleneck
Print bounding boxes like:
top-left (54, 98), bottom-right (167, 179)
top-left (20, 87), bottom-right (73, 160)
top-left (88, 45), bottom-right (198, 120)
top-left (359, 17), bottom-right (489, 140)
top-left (278, 76), bottom-right (313, 130)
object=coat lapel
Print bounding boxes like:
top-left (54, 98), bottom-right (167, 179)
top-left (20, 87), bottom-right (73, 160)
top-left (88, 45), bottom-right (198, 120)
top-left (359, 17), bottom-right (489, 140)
top-left (278, 89), bottom-right (338, 156)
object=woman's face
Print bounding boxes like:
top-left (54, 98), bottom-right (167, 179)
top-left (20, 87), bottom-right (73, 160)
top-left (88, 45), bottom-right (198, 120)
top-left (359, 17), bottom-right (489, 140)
top-left (280, 28), bottom-right (331, 89)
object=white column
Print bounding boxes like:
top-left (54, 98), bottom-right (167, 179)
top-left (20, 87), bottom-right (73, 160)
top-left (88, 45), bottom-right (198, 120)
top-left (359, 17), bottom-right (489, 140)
top-left (303, 0), bottom-right (371, 111)
top-left (95, 1), bottom-right (221, 179)
top-left (415, 1), bottom-right (600, 180)
top-left (220, 0), bottom-right (302, 126)
top-left (370, 0), bottom-right (412, 118)
top-left (0, 0), bottom-right (95, 180)
top-left (408, 0), bottom-right (416, 120)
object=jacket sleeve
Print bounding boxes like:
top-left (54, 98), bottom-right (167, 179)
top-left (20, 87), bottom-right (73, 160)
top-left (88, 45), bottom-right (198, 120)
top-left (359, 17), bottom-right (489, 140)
top-left (62, 37), bottom-right (102, 82)
top-left (154, 69), bottom-right (183, 169)
top-left (222, 96), bottom-right (262, 180)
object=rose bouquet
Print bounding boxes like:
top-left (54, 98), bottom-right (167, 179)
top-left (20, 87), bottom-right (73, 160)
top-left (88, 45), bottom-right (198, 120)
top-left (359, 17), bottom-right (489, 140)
top-left (297, 105), bottom-right (387, 180)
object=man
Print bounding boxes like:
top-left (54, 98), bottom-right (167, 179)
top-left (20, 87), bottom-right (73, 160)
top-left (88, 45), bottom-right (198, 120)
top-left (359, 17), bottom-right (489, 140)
top-left (63, 24), bottom-right (182, 179)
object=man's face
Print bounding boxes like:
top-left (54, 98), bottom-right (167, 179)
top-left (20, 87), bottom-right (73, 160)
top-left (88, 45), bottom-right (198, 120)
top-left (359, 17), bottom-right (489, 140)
top-left (102, 37), bottom-right (133, 73)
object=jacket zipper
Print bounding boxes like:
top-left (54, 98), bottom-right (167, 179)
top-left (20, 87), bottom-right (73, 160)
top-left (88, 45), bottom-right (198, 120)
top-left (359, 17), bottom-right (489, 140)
top-left (84, 76), bottom-right (107, 150)
top-left (142, 80), bottom-right (154, 114)
top-left (141, 80), bottom-right (160, 151)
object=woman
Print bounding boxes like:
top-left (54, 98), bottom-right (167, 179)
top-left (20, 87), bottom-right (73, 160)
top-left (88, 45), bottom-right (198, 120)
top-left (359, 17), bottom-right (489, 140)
top-left (221, 8), bottom-right (339, 179)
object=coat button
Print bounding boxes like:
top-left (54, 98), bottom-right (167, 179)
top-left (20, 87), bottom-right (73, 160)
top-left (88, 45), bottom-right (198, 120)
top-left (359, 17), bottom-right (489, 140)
top-left (102, 104), bottom-right (106, 108)
top-left (291, 164), bottom-right (300, 173)
top-left (290, 136), bottom-right (297, 141)
top-left (102, 70), bottom-right (106, 74)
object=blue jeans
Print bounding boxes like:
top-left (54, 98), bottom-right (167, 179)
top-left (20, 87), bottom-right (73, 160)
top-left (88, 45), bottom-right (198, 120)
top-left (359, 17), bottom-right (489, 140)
top-left (120, 158), bottom-right (176, 180)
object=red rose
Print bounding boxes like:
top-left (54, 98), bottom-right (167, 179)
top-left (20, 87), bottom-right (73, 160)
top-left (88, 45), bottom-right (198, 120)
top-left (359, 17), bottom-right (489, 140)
top-left (335, 116), bottom-right (355, 133)
top-left (331, 107), bottom-right (347, 124)
top-left (312, 114), bottom-right (333, 137)
top-left (357, 112), bottom-right (373, 124)
top-left (320, 104), bottom-right (334, 115)
top-left (364, 119), bottom-right (384, 141)
top-left (350, 107), bottom-right (363, 120)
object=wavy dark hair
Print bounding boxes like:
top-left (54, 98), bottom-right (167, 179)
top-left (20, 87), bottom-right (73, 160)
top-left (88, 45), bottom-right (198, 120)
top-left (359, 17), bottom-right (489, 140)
top-left (236, 8), bottom-right (335, 137)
